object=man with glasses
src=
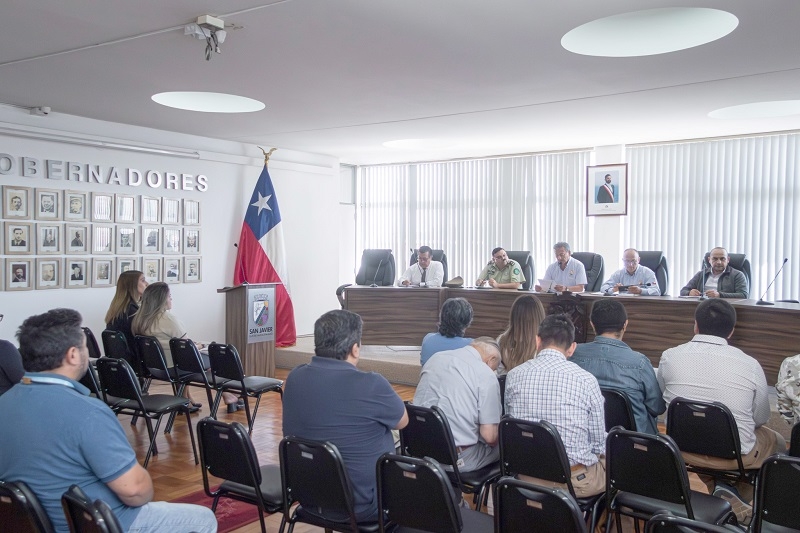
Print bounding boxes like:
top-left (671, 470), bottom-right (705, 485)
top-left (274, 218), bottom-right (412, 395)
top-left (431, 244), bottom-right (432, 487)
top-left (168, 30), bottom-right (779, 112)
top-left (601, 248), bottom-right (660, 295)
top-left (680, 247), bottom-right (748, 298)
top-left (475, 247), bottom-right (525, 289)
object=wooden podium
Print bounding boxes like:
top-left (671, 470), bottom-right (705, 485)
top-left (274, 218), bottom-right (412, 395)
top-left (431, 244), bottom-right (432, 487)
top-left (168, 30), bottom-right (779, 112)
top-left (217, 283), bottom-right (278, 377)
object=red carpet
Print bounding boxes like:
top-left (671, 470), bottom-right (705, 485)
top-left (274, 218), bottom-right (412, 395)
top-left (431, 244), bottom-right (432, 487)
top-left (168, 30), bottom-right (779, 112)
top-left (171, 488), bottom-right (268, 533)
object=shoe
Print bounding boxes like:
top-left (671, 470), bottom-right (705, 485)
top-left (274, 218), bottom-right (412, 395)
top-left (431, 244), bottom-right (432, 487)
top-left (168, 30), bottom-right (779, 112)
top-left (190, 400), bottom-right (202, 408)
top-left (237, 399), bottom-right (245, 408)
top-left (226, 403), bottom-right (239, 414)
top-left (187, 404), bottom-right (200, 414)
top-left (713, 483), bottom-right (752, 526)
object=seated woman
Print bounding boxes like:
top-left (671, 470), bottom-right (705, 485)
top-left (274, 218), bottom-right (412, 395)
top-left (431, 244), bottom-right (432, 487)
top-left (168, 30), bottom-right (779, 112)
top-left (496, 294), bottom-right (545, 374)
top-left (132, 282), bottom-right (241, 412)
top-left (105, 270), bottom-right (148, 351)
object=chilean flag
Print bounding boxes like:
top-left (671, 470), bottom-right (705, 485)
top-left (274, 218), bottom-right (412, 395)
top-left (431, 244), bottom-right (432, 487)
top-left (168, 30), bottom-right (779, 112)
top-left (234, 162), bottom-right (296, 347)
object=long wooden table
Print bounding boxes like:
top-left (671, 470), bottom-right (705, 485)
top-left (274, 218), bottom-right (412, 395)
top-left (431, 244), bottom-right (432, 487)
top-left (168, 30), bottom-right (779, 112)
top-left (342, 286), bottom-right (800, 385)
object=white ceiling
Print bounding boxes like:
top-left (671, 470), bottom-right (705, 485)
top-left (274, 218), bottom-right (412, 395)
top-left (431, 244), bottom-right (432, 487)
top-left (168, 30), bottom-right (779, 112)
top-left (1, 0), bottom-right (799, 165)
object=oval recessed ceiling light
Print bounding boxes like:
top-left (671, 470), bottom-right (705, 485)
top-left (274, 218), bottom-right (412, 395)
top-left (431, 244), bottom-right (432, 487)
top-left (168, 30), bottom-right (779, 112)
top-left (382, 138), bottom-right (458, 150)
top-left (152, 91), bottom-right (265, 113)
top-left (709, 100), bottom-right (800, 119)
top-left (562, 8), bottom-right (738, 57)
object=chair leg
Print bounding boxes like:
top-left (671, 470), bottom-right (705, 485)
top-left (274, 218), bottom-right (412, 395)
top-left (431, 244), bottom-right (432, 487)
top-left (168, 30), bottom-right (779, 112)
top-left (165, 382), bottom-right (189, 434)
top-left (210, 389), bottom-right (224, 419)
top-left (142, 416), bottom-right (158, 468)
top-left (183, 409), bottom-right (199, 465)
top-left (245, 395), bottom-right (257, 434)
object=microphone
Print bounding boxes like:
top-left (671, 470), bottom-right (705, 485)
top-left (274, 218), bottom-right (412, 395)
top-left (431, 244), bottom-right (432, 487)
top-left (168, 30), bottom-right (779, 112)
top-left (698, 255), bottom-right (708, 300)
top-left (756, 258), bottom-right (788, 305)
top-left (479, 261), bottom-right (496, 286)
top-left (369, 254), bottom-right (387, 287)
top-left (234, 243), bottom-right (248, 285)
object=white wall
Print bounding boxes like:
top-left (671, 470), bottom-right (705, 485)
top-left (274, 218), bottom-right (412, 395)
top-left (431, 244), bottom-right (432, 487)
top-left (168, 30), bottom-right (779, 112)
top-left (0, 106), bottom-right (340, 345)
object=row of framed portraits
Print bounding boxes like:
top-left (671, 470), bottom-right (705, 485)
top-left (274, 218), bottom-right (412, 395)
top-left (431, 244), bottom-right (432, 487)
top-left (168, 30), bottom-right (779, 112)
top-left (1, 186), bottom-right (200, 225)
top-left (3, 222), bottom-right (200, 256)
top-left (3, 256), bottom-right (202, 291)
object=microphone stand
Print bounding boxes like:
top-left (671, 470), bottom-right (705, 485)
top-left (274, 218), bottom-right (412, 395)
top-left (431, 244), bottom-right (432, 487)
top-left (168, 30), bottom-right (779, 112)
top-left (369, 255), bottom-right (387, 287)
top-left (756, 258), bottom-right (789, 305)
top-left (698, 255), bottom-right (708, 300)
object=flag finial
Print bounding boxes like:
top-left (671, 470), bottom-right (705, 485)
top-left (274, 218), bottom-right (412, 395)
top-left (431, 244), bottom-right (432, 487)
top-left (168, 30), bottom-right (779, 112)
top-left (258, 147), bottom-right (277, 166)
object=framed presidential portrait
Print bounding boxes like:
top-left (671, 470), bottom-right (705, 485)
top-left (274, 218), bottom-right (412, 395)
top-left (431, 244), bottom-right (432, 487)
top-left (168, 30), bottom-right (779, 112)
top-left (66, 224), bottom-right (89, 254)
top-left (184, 257), bottom-right (201, 283)
top-left (164, 258), bottom-right (181, 284)
top-left (92, 224), bottom-right (115, 254)
top-left (91, 192), bottom-right (114, 222)
top-left (143, 257), bottom-right (161, 284)
top-left (184, 229), bottom-right (200, 255)
top-left (66, 258), bottom-right (89, 288)
top-left (65, 191), bottom-right (89, 221)
top-left (586, 163), bottom-right (628, 216)
top-left (117, 257), bottom-right (139, 278)
top-left (117, 226), bottom-right (136, 254)
top-left (34, 188), bottom-right (61, 220)
top-left (141, 196), bottom-right (161, 224)
top-left (5, 221), bottom-right (33, 254)
top-left (36, 258), bottom-right (61, 290)
top-left (3, 186), bottom-right (31, 219)
top-left (36, 223), bottom-right (62, 254)
top-left (6, 258), bottom-right (33, 291)
top-left (163, 227), bottom-right (182, 254)
top-left (92, 258), bottom-right (114, 287)
top-left (115, 194), bottom-right (137, 223)
top-left (162, 198), bottom-right (181, 225)
top-left (183, 199), bottom-right (200, 225)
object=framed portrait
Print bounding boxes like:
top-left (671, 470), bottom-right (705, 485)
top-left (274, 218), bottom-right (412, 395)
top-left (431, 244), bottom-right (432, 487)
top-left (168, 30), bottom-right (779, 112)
top-left (91, 192), bottom-right (115, 222)
top-left (34, 188), bottom-right (61, 220)
top-left (143, 257), bottom-right (161, 284)
top-left (66, 224), bottom-right (89, 254)
top-left (92, 258), bottom-right (114, 287)
top-left (36, 258), bottom-right (61, 290)
top-left (6, 258), bottom-right (33, 291)
top-left (184, 257), bottom-right (201, 283)
top-left (184, 229), bottom-right (200, 254)
top-left (65, 258), bottom-right (89, 288)
top-left (65, 191), bottom-right (89, 221)
top-left (162, 198), bottom-right (181, 225)
top-left (3, 186), bottom-right (32, 219)
top-left (117, 226), bottom-right (136, 254)
top-left (141, 196), bottom-right (161, 224)
top-left (36, 223), bottom-right (62, 254)
top-left (115, 194), bottom-right (138, 223)
top-left (92, 224), bottom-right (115, 254)
top-left (184, 199), bottom-right (200, 225)
top-left (164, 258), bottom-right (181, 283)
top-left (586, 163), bottom-right (628, 216)
top-left (117, 256), bottom-right (139, 276)
top-left (141, 226), bottom-right (161, 253)
top-left (5, 221), bottom-right (33, 254)
top-left (163, 227), bottom-right (182, 254)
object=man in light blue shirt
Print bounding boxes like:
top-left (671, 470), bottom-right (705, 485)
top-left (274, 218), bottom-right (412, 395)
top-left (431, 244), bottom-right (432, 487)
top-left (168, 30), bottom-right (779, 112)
top-left (601, 248), bottom-right (660, 295)
top-left (536, 242), bottom-right (587, 293)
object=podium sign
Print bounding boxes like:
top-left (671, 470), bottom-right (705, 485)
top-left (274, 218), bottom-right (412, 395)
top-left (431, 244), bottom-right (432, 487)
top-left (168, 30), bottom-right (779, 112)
top-left (247, 285), bottom-right (276, 343)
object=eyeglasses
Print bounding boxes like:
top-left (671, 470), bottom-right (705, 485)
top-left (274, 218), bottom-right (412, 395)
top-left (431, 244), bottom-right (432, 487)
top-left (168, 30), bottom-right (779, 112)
top-left (622, 259), bottom-right (638, 265)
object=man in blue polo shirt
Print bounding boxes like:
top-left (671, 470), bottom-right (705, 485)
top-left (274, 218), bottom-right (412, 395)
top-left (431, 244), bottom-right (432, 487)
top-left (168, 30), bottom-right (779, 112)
top-left (0, 308), bottom-right (217, 533)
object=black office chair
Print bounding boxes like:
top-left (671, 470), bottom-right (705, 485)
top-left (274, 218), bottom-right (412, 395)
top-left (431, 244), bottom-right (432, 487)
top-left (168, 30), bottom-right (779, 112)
top-left (377, 453), bottom-right (493, 533)
top-left (336, 249), bottom-right (397, 307)
top-left (410, 248), bottom-right (449, 283)
top-left (495, 478), bottom-right (588, 533)
top-left (169, 338), bottom-right (220, 413)
top-left (207, 342), bottom-right (283, 434)
top-left (605, 427), bottom-right (736, 532)
top-left (498, 417), bottom-right (603, 531)
top-left (572, 252), bottom-right (605, 292)
top-left (101, 329), bottom-right (144, 385)
top-left (666, 398), bottom-right (757, 487)
top-left (646, 512), bottom-right (741, 532)
top-left (703, 252), bottom-right (751, 292)
top-left (601, 388), bottom-right (637, 432)
top-left (399, 403), bottom-right (501, 512)
top-left (751, 453), bottom-right (800, 532)
top-left (506, 250), bottom-right (535, 291)
top-left (198, 418), bottom-right (283, 533)
top-left (82, 326), bottom-right (103, 360)
top-left (278, 436), bottom-right (378, 533)
top-left (0, 479), bottom-right (55, 533)
top-left (789, 421), bottom-right (800, 457)
top-left (638, 251), bottom-right (670, 296)
top-left (498, 374), bottom-right (507, 415)
top-left (61, 484), bottom-right (124, 533)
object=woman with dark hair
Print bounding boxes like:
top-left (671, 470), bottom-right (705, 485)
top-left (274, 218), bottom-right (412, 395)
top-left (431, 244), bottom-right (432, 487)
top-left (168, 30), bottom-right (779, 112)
top-left (496, 294), bottom-right (545, 374)
top-left (105, 270), bottom-right (147, 349)
top-left (419, 297), bottom-right (474, 366)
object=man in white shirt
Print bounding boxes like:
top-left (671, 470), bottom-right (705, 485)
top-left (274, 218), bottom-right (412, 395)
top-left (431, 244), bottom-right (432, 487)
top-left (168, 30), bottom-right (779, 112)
top-left (397, 246), bottom-right (444, 287)
top-left (536, 242), bottom-right (587, 293)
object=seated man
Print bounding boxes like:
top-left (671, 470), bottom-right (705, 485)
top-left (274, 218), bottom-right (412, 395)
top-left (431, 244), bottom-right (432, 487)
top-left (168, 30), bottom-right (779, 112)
top-left (0, 308), bottom-right (217, 533)
top-left (397, 245), bottom-right (444, 287)
top-left (657, 298), bottom-right (784, 523)
top-left (571, 299), bottom-right (665, 434)
top-left (420, 297), bottom-right (474, 366)
top-left (505, 314), bottom-right (606, 497)
top-left (283, 309), bottom-right (408, 522)
top-left (475, 247), bottom-right (525, 289)
top-left (680, 247), bottom-right (749, 298)
top-left (413, 337), bottom-right (502, 472)
top-left (776, 353), bottom-right (800, 426)
top-left (600, 248), bottom-right (660, 295)
top-left (535, 242), bottom-right (587, 293)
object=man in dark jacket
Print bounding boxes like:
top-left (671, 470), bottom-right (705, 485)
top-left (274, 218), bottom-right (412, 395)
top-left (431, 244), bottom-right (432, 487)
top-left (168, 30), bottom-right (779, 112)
top-left (680, 247), bottom-right (748, 298)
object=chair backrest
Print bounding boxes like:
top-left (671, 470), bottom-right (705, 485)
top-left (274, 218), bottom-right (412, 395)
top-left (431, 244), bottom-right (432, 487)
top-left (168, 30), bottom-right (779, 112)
top-left (498, 375), bottom-right (507, 415)
top-left (495, 478), bottom-right (588, 533)
top-left (638, 251), bottom-right (669, 296)
top-left (703, 252), bottom-right (751, 290)
top-left (601, 388), bottom-right (637, 431)
top-left (169, 338), bottom-right (207, 377)
top-left (790, 421), bottom-right (800, 457)
top-left (547, 293), bottom-right (589, 343)
top-left (95, 357), bottom-right (144, 406)
top-left (207, 342), bottom-right (246, 383)
top-left (751, 454), bottom-right (800, 532)
top-left (79, 364), bottom-right (102, 398)
top-left (82, 327), bottom-right (103, 359)
top-left (410, 249), bottom-right (449, 283)
top-left (606, 427), bottom-right (695, 516)
top-left (198, 418), bottom-right (262, 489)
top-left (93, 500), bottom-right (124, 533)
top-left (61, 484), bottom-right (123, 533)
top-left (354, 249), bottom-right (396, 287)
top-left (399, 404), bottom-right (460, 472)
top-left (377, 453), bottom-right (462, 533)
top-left (279, 436), bottom-right (359, 530)
top-left (572, 252), bottom-right (605, 292)
top-left (646, 512), bottom-right (735, 533)
top-left (506, 251), bottom-right (535, 291)
top-left (498, 417), bottom-right (576, 497)
top-left (101, 329), bottom-right (138, 373)
top-left (0, 479), bottom-right (55, 533)
top-left (665, 398), bottom-right (744, 464)
top-left (135, 335), bottom-right (173, 381)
